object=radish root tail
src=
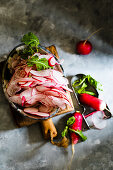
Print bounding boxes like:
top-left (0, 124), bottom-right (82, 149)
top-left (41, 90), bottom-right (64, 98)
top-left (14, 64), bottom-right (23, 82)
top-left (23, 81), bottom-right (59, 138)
top-left (68, 144), bottom-right (75, 170)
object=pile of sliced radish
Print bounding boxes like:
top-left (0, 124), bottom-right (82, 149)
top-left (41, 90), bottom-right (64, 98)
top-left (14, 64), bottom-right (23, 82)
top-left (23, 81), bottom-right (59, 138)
top-left (7, 66), bottom-right (72, 117)
top-left (85, 111), bottom-right (107, 129)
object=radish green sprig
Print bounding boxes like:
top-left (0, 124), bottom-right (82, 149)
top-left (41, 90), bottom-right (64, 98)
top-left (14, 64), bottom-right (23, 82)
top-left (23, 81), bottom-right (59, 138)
top-left (27, 55), bottom-right (53, 71)
top-left (72, 75), bottom-right (103, 96)
top-left (21, 32), bottom-right (40, 58)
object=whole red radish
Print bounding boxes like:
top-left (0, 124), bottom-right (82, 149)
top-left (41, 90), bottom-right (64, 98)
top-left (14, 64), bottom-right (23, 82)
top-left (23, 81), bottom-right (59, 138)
top-left (70, 111), bottom-right (83, 144)
top-left (76, 40), bottom-right (92, 55)
top-left (76, 28), bottom-right (102, 55)
top-left (79, 93), bottom-right (106, 111)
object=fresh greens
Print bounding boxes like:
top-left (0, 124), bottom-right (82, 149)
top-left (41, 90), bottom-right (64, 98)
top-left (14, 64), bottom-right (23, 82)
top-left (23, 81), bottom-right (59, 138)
top-left (72, 75), bottom-right (103, 96)
top-left (69, 128), bottom-right (87, 141)
top-left (67, 116), bottom-right (75, 126)
top-left (61, 126), bottom-right (68, 137)
top-left (27, 55), bottom-right (53, 71)
top-left (21, 32), bottom-right (39, 48)
top-left (61, 116), bottom-right (87, 142)
top-left (20, 32), bottom-right (53, 71)
top-left (62, 116), bottom-right (75, 137)
top-left (21, 32), bottom-right (40, 57)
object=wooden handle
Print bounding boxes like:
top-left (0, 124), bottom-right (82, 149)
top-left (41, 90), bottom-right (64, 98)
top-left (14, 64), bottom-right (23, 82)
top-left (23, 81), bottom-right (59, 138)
top-left (41, 118), bottom-right (57, 139)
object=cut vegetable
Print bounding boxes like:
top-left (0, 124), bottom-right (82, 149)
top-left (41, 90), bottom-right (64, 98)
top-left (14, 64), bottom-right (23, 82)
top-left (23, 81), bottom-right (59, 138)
top-left (48, 56), bottom-right (56, 67)
top-left (92, 111), bottom-right (107, 129)
top-left (79, 93), bottom-right (106, 111)
top-left (24, 107), bottom-right (50, 117)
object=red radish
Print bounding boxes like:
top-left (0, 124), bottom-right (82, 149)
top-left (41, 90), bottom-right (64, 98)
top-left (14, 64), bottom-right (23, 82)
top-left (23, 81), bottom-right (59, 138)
top-left (70, 111), bottom-right (83, 145)
top-left (79, 93), bottom-right (106, 111)
top-left (76, 28), bottom-right (102, 55)
top-left (76, 40), bottom-right (92, 55)
top-left (48, 56), bottom-right (56, 67)
top-left (22, 96), bottom-right (26, 106)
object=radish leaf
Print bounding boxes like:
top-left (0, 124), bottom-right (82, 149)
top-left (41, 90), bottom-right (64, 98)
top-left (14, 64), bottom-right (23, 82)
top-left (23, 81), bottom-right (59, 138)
top-left (61, 126), bottom-right (68, 137)
top-left (27, 55), bottom-right (53, 71)
top-left (20, 32), bottom-right (40, 58)
top-left (69, 128), bottom-right (87, 141)
top-left (73, 74), bottom-right (103, 96)
top-left (67, 116), bottom-right (75, 126)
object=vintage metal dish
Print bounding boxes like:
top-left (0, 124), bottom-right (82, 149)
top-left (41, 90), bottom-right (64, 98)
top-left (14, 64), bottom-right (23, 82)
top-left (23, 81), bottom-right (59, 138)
top-left (2, 44), bottom-right (64, 120)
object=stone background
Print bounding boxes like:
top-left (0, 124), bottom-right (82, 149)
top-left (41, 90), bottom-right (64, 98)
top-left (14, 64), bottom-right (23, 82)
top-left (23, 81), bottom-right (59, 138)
top-left (0, 0), bottom-right (113, 170)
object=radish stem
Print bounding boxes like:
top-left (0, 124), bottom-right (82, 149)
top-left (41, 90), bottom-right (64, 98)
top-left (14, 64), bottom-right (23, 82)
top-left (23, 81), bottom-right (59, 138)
top-left (83, 27), bottom-right (103, 45)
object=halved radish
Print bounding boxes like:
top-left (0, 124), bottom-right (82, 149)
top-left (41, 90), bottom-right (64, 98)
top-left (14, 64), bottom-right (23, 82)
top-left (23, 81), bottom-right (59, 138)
top-left (92, 111), bottom-right (107, 129)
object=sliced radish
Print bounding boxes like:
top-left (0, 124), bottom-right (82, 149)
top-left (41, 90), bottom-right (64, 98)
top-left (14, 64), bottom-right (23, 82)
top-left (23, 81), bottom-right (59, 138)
top-left (24, 107), bottom-right (50, 117)
top-left (48, 56), bottom-right (56, 67)
top-left (85, 115), bottom-right (94, 127)
top-left (22, 96), bottom-right (26, 106)
top-left (21, 82), bottom-right (33, 87)
top-left (92, 111), bottom-right (107, 129)
top-left (18, 77), bottom-right (37, 82)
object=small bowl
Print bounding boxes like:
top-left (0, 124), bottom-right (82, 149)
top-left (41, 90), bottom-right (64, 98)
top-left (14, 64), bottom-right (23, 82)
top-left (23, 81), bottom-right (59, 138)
top-left (2, 44), bottom-right (64, 120)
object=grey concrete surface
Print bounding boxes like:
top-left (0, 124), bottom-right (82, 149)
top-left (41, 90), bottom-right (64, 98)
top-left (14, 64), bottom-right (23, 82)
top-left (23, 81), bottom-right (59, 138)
top-left (0, 0), bottom-right (113, 170)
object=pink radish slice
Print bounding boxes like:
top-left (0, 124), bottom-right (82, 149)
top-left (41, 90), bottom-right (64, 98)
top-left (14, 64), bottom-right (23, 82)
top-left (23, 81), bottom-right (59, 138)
top-left (36, 86), bottom-right (51, 92)
top-left (18, 78), bottom-right (37, 82)
top-left (92, 111), bottom-right (107, 129)
top-left (32, 76), bottom-right (47, 82)
top-left (39, 54), bottom-right (53, 60)
top-left (24, 108), bottom-right (49, 117)
top-left (30, 69), bottom-right (63, 78)
top-left (22, 96), bottom-right (26, 106)
top-left (62, 85), bottom-right (72, 92)
top-left (9, 94), bottom-right (22, 105)
top-left (48, 56), bottom-right (56, 66)
top-left (18, 81), bottom-right (26, 85)
top-left (21, 82), bottom-right (33, 87)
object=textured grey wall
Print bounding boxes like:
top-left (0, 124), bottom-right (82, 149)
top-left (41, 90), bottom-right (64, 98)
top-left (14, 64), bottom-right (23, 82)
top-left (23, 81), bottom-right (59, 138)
top-left (0, 0), bottom-right (113, 170)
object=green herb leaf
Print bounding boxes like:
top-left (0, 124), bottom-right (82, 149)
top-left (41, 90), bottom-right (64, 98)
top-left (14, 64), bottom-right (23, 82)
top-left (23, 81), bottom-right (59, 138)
top-left (21, 32), bottom-right (39, 47)
top-left (61, 126), bottom-right (68, 137)
top-left (20, 32), bottom-right (40, 58)
top-left (67, 116), bottom-right (75, 126)
top-left (72, 74), bottom-right (103, 96)
top-left (69, 128), bottom-right (87, 141)
top-left (27, 55), bottom-right (53, 71)
top-left (87, 75), bottom-right (103, 91)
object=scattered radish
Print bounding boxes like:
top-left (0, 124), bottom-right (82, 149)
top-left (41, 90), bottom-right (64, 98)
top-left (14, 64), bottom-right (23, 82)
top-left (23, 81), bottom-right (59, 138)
top-left (79, 93), bottom-right (107, 111)
top-left (70, 111), bottom-right (83, 145)
top-left (76, 28), bottom-right (102, 55)
top-left (76, 40), bottom-right (92, 55)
